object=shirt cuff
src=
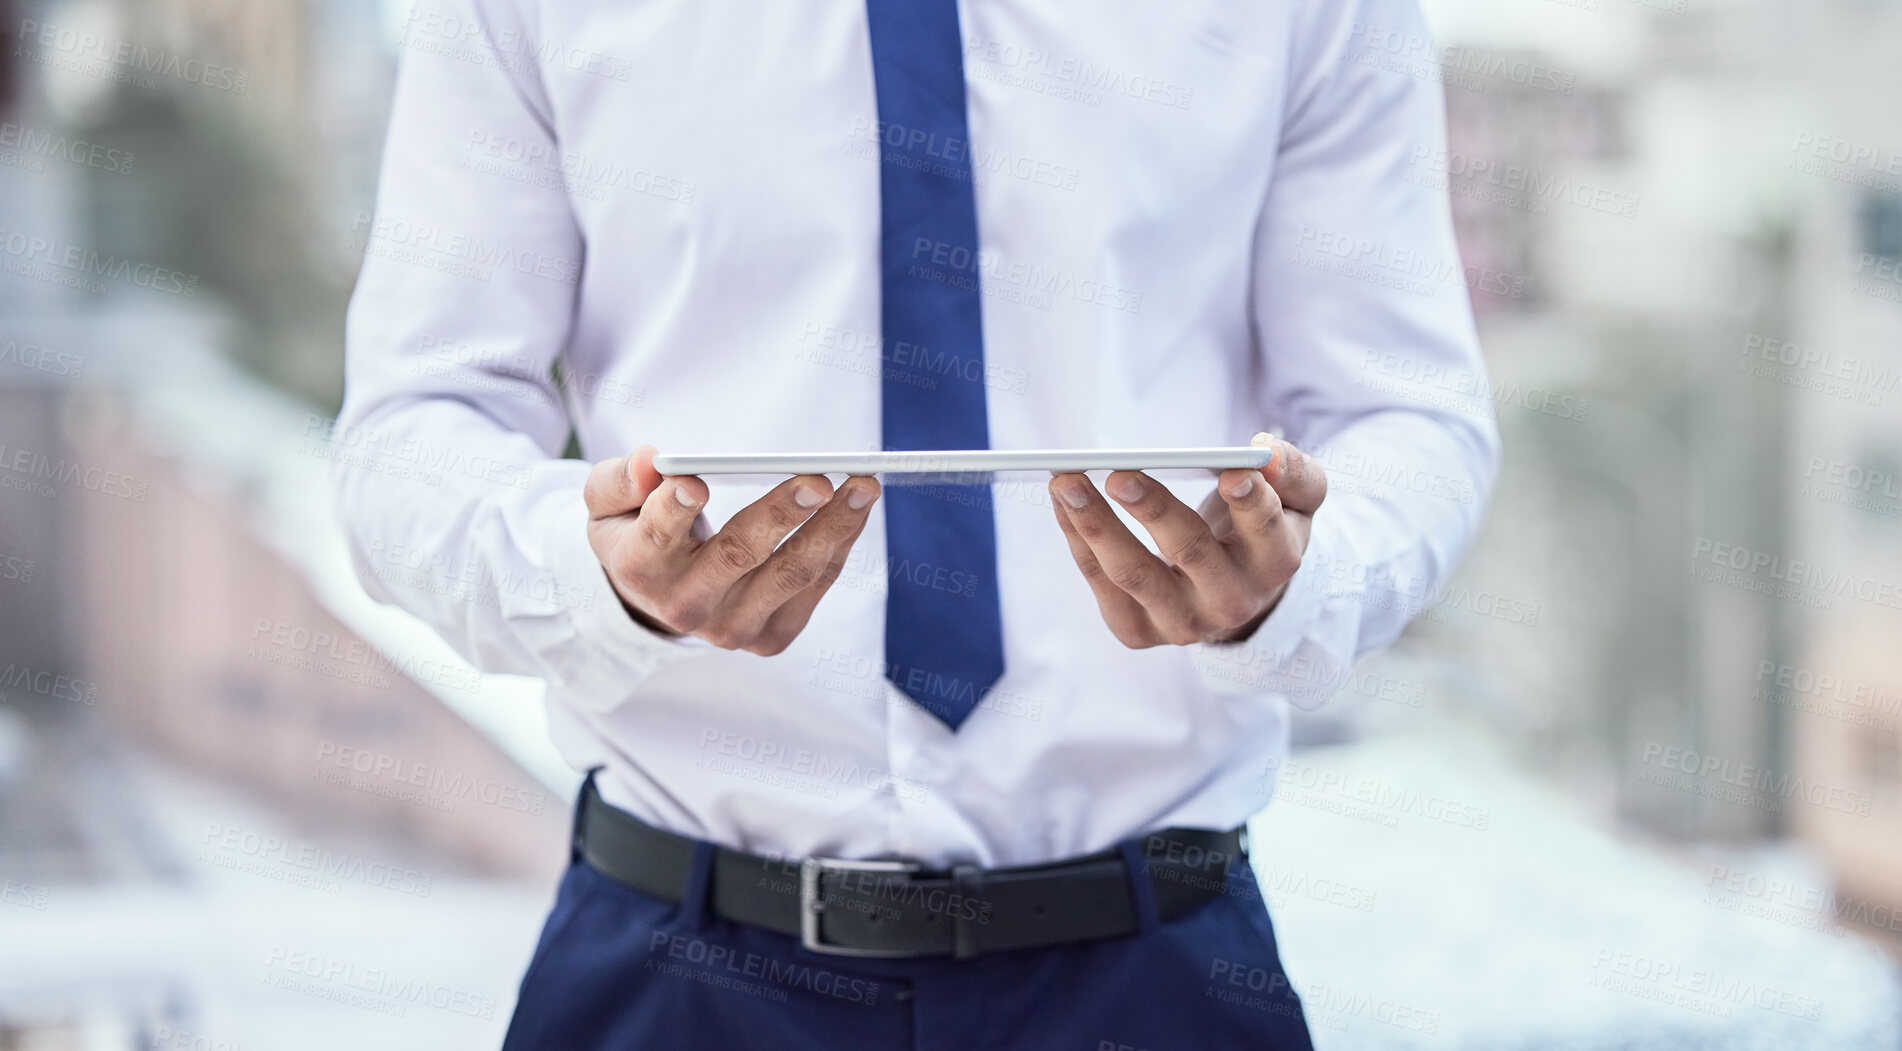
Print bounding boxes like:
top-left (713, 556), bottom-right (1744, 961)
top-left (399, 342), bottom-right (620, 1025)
top-left (1189, 515), bottom-right (1349, 706)
top-left (542, 479), bottom-right (707, 711)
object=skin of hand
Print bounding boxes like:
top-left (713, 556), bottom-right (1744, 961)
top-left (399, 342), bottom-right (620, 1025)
top-left (1048, 433), bottom-right (1327, 648)
top-left (584, 445), bottom-right (881, 654)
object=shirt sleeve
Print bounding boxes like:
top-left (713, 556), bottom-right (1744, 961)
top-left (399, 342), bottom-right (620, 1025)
top-left (1190, 0), bottom-right (1502, 708)
top-left (332, 0), bottom-right (699, 712)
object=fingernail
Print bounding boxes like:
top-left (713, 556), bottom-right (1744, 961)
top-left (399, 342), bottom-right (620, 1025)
top-left (1108, 475), bottom-right (1144, 503)
top-left (1250, 432), bottom-right (1274, 448)
top-left (1230, 475), bottom-right (1254, 498)
top-left (674, 486), bottom-right (699, 508)
top-left (1058, 480), bottom-right (1090, 509)
top-left (846, 485), bottom-right (875, 510)
top-left (795, 484), bottom-right (826, 508)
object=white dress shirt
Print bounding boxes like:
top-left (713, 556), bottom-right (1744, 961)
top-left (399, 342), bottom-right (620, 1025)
top-left (335, 0), bottom-right (1500, 867)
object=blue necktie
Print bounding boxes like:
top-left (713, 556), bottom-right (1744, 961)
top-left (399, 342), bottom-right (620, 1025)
top-left (865, 0), bottom-right (1004, 730)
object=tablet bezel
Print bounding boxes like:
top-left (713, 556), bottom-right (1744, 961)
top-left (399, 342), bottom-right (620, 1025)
top-left (650, 447), bottom-right (1276, 477)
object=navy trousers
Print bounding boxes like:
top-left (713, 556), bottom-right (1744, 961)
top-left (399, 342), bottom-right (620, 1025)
top-left (500, 826), bottom-right (1315, 1050)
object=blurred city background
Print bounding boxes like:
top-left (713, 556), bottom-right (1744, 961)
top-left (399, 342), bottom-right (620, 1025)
top-left (3, 0), bottom-right (1902, 1047)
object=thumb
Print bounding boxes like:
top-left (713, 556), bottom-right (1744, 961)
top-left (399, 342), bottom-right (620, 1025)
top-left (583, 444), bottom-right (664, 519)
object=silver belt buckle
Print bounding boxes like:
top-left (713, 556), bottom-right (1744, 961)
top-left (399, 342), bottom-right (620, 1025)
top-left (799, 856), bottom-right (923, 958)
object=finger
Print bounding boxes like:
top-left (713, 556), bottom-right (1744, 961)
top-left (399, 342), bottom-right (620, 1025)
top-left (588, 447), bottom-right (704, 603)
top-left (1216, 468), bottom-right (1303, 585)
top-left (752, 479), bottom-right (883, 654)
top-left (1262, 438), bottom-right (1326, 516)
top-left (1107, 470), bottom-right (1264, 631)
top-left (720, 478), bottom-right (881, 649)
top-left (684, 474), bottom-right (834, 594)
top-left (1050, 473), bottom-right (1196, 638)
top-left (583, 445), bottom-right (663, 519)
top-left (1217, 466), bottom-right (1284, 537)
top-left (1103, 471), bottom-right (1241, 589)
top-left (597, 471), bottom-right (708, 628)
top-left (629, 475), bottom-right (708, 553)
top-left (1050, 489), bottom-right (1156, 647)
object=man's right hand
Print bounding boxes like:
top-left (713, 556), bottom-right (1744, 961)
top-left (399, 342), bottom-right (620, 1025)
top-left (583, 445), bottom-right (881, 655)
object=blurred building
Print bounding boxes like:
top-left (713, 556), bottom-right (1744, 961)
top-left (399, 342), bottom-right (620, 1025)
top-left (0, 2), bottom-right (560, 1044)
top-left (1774, 0), bottom-right (1902, 946)
top-left (1399, 0), bottom-right (1902, 934)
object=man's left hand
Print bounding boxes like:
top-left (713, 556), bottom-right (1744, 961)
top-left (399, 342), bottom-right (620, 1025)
top-left (1048, 435), bottom-right (1326, 648)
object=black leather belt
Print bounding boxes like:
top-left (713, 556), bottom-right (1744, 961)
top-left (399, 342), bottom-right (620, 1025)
top-left (575, 777), bottom-right (1246, 960)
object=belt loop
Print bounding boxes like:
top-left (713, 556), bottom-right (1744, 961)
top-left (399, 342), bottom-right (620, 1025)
top-left (1116, 840), bottom-right (1161, 935)
top-left (571, 767), bottom-right (603, 864)
top-left (676, 840), bottom-right (718, 932)
top-left (951, 863), bottom-right (984, 961)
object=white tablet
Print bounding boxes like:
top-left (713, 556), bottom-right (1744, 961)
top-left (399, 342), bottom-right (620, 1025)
top-left (651, 447), bottom-right (1275, 482)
